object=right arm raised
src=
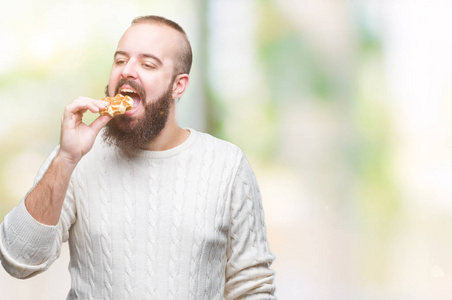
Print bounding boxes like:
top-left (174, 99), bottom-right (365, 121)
top-left (0, 97), bottom-right (110, 279)
top-left (25, 97), bottom-right (111, 226)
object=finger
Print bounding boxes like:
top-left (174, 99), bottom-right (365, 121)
top-left (85, 102), bottom-right (103, 113)
top-left (64, 97), bottom-right (107, 118)
top-left (93, 99), bottom-right (110, 109)
top-left (84, 100), bottom-right (109, 113)
top-left (64, 98), bottom-right (92, 118)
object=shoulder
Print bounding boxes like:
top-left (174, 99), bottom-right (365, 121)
top-left (193, 130), bottom-right (244, 158)
top-left (191, 129), bottom-right (247, 177)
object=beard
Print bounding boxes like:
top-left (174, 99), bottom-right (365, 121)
top-left (102, 79), bottom-right (173, 154)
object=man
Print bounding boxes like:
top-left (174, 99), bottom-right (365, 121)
top-left (0, 16), bottom-right (275, 299)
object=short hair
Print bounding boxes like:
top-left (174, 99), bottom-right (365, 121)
top-left (132, 15), bottom-right (193, 76)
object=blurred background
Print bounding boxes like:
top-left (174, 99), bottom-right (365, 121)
top-left (1, 0), bottom-right (452, 299)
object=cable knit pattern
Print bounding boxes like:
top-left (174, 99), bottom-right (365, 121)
top-left (168, 148), bottom-right (190, 299)
top-left (225, 156), bottom-right (276, 299)
top-left (205, 142), bottom-right (237, 299)
top-left (146, 158), bottom-right (161, 299)
top-left (120, 154), bottom-right (136, 299)
top-left (0, 129), bottom-right (275, 299)
top-left (77, 171), bottom-right (96, 299)
top-left (99, 150), bottom-right (113, 299)
top-left (189, 133), bottom-right (213, 300)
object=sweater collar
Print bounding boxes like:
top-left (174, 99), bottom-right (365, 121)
top-left (115, 128), bottom-right (198, 159)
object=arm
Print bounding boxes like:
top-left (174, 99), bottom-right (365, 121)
top-left (0, 148), bottom-right (73, 279)
top-left (26, 97), bottom-right (111, 225)
top-left (225, 156), bottom-right (276, 299)
top-left (0, 97), bottom-right (110, 278)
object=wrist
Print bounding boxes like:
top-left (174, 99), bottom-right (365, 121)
top-left (54, 150), bottom-right (80, 172)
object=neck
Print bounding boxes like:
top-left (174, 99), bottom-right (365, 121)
top-left (143, 106), bottom-right (189, 151)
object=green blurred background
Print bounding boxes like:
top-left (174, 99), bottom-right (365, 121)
top-left (2, 0), bottom-right (452, 299)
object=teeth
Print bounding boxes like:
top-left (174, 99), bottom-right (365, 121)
top-left (120, 88), bottom-right (136, 94)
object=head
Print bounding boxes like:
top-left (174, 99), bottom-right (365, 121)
top-left (132, 16), bottom-right (192, 77)
top-left (103, 15), bottom-right (192, 153)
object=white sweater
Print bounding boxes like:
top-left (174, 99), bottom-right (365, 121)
top-left (0, 129), bottom-right (275, 299)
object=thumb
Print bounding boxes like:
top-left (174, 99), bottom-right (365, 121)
top-left (89, 115), bottom-right (112, 135)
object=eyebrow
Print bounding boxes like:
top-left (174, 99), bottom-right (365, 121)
top-left (114, 51), bottom-right (163, 66)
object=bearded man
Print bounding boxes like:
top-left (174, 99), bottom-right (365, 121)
top-left (0, 16), bottom-right (276, 299)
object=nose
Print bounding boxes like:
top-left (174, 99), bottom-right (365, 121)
top-left (121, 60), bottom-right (138, 79)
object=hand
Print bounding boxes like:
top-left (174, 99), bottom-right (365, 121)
top-left (58, 97), bottom-right (111, 166)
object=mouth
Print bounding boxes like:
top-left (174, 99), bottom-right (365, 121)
top-left (118, 87), bottom-right (141, 116)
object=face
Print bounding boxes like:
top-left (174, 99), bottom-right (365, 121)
top-left (103, 23), bottom-right (181, 152)
top-left (107, 23), bottom-right (179, 120)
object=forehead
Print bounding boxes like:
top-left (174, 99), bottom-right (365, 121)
top-left (116, 23), bottom-right (179, 62)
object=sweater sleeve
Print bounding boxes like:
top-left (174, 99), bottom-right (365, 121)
top-left (0, 146), bottom-right (76, 279)
top-left (224, 155), bottom-right (276, 299)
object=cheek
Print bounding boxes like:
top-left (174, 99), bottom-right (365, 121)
top-left (107, 72), bottom-right (120, 96)
top-left (144, 75), bottom-right (173, 96)
top-left (107, 82), bottom-right (115, 96)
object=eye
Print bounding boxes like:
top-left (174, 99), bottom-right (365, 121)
top-left (114, 59), bottom-right (127, 66)
top-left (142, 63), bottom-right (156, 69)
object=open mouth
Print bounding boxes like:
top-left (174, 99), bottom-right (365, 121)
top-left (119, 87), bottom-right (142, 115)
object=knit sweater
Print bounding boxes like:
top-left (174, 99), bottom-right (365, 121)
top-left (0, 129), bottom-right (276, 299)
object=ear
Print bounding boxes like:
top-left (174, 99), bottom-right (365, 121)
top-left (172, 74), bottom-right (189, 99)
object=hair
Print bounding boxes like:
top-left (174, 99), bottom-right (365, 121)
top-left (132, 15), bottom-right (193, 76)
